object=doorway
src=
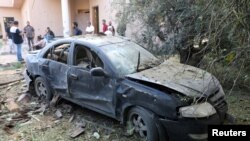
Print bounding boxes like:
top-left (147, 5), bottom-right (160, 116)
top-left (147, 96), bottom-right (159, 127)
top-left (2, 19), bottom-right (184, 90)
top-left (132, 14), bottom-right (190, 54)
top-left (76, 9), bottom-right (90, 34)
top-left (3, 17), bottom-right (14, 30)
top-left (92, 6), bottom-right (99, 33)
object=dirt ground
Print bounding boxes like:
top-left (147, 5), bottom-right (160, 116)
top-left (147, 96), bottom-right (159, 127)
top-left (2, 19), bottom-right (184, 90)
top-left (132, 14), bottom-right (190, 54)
top-left (0, 65), bottom-right (249, 141)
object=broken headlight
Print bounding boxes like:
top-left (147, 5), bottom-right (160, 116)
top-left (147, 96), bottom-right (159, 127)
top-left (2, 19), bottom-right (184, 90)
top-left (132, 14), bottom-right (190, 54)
top-left (179, 102), bottom-right (216, 118)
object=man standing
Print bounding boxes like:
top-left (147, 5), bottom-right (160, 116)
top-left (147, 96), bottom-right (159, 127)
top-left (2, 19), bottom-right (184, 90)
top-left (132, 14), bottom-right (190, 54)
top-left (72, 22), bottom-right (82, 35)
top-left (24, 21), bottom-right (35, 51)
top-left (85, 21), bottom-right (95, 34)
top-left (102, 19), bottom-right (108, 33)
top-left (5, 22), bottom-right (15, 53)
top-left (10, 21), bottom-right (24, 62)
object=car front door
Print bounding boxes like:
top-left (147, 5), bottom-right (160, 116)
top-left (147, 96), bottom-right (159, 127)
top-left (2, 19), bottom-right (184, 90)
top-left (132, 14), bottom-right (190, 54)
top-left (67, 43), bottom-right (115, 117)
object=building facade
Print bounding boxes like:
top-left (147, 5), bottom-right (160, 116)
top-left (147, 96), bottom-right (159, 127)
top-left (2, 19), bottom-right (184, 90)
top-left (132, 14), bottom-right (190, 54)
top-left (0, 0), bottom-right (115, 39)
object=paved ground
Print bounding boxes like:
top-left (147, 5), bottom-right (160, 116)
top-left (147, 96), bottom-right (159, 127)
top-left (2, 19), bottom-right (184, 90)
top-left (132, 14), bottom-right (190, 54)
top-left (0, 39), bottom-right (29, 65)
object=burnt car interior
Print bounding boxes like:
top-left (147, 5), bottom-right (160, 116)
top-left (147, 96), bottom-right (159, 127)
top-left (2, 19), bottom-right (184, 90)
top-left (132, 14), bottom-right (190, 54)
top-left (74, 44), bottom-right (104, 69)
top-left (44, 43), bottom-right (70, 64)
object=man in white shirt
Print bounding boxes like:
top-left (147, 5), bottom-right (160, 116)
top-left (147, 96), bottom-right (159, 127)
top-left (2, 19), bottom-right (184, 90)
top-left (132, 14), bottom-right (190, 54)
top-left (86, 22), bottom-right (95, 34)
top-left (105, 26), bottom-right (113, 36)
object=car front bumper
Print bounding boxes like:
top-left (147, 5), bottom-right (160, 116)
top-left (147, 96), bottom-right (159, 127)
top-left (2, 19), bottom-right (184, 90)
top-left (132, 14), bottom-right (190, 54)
top-left (159, 114), bottom-right (225, 141)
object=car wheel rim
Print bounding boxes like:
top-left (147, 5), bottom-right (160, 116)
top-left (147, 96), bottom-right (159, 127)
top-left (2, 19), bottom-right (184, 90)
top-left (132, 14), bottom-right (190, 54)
top-left (37, 81), bottom-right (47, 97)
top-left (131, 114), bottom-right (147, 138)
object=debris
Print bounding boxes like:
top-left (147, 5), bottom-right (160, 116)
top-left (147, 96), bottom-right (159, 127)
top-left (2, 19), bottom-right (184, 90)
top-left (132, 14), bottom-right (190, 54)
top-left (68, 115), bottom-right (75, 123)
top-left (93, 132), bottom-right (100, 139)
top-left (19, 120), bottom-right (32, 127)
top-left (76, 121), bottom-right (86, 128)
top-left (50, 94), bottom-right (61, 107)
top-left (30, 115), bottom-right (40, 122)
top-left (17, 94), bottom-right (31, 103)
top-left (70, 127), bottom-right (85, 138)
top-left (16, 69), bottom-right (22, 72)
top-left (54, 120), bottom-right (61, 124)
top-left (83, 119), bottom-right (115, 132)
top-left (6, 100), bottom-right (20, 112)
top-left (0, 78), bottom-right (23, 86)
top-left (6, 86), bottom-right (11, 91)
top-left (3, 123), bottom-right (15, 134)
top-left (33, 104), bottom-right (47, 115)
top-left (55, 110), bottom-right (63, 119)
top-left (62, 104), bottom-right (73, 113)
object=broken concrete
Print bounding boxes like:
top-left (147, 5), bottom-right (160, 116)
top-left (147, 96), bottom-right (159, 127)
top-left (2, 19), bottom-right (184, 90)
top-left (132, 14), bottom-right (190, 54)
top-left (70, 127), bottom-right (85, 138)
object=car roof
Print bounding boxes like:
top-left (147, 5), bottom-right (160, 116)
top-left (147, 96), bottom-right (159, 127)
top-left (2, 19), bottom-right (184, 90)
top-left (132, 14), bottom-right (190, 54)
top-left (69, 34), bottom-right (130, 47)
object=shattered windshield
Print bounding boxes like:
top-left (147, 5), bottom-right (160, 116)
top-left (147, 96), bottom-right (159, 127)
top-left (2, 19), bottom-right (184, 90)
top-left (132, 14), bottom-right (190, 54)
top-left (100, 41), bottom-right (160, 75)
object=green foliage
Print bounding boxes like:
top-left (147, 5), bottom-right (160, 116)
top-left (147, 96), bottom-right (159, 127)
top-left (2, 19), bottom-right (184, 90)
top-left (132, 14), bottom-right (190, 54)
top-left (115, 0), bottom-right (250, 91)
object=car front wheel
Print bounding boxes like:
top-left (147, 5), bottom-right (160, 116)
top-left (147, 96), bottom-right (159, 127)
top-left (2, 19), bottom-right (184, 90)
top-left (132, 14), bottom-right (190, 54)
top-left (128, 107), bottom-right (159, 141)
top-left (34, 77), bottom-right (52, 101)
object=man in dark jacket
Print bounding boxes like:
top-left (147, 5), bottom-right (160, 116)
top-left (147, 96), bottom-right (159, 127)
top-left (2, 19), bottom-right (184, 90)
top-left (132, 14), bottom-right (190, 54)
top-left (72, 22), bottom-right (82, 35)
top-left (10, 21), bottom-right (24, 62)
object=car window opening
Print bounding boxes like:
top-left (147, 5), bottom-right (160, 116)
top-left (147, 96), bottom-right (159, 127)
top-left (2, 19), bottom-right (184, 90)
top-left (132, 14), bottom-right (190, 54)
top-left (44, 43), bottom-right (70, 64)
top-left (74, 44), bottom-right (104, 70)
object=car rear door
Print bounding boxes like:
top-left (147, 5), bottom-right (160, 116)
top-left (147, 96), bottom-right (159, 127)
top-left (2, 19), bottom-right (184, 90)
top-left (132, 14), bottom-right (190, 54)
top-left (39, 41), bottom-right (72, 95)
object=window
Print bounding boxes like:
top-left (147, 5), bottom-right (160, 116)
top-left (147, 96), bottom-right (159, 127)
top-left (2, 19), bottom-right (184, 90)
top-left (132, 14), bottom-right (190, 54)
top-left (74, 44), bottom-right (104, 70)
top-left (44, 43), bottom-right (70, 64)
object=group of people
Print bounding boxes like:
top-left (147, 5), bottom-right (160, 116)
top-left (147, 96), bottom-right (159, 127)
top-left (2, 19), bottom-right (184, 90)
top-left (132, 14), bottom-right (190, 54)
top-left (5, 21), bottom-right (55, 62)
top-left (102, 19), bottom-right (115, 36)
top-left (5, 19), bottom-right (116, 62)
top-left (72, 19), bottom-right (115, 36)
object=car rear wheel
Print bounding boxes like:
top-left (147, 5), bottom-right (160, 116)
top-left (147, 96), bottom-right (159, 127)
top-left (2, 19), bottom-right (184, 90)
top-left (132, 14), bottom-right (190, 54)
top-left (128, 107), bottom-right (159, 141)
top-left (34, 77), bottom-right (52, 101)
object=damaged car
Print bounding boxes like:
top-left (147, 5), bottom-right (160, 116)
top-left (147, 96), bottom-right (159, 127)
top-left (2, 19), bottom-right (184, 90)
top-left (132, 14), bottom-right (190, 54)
top-left (24, 35), bottom-right (229, 141)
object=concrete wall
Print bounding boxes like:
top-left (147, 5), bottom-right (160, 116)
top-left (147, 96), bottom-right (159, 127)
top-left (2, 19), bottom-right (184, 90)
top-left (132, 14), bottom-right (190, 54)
top-left (0, 0), bottom-right (13, 7)
top-left (21, 0), bottom-right (63, 37)
top-left (1, 0), bottom-right (120, 38)
top-left (0, 7), bottom-right (22, 38)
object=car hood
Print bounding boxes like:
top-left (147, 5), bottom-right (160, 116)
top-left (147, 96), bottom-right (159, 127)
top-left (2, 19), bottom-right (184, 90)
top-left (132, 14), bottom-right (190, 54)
top-left (126, 60), bottom-right (221, 97)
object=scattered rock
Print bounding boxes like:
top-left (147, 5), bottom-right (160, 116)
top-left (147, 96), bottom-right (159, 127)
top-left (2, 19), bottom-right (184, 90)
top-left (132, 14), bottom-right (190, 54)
top-left (55, 110), bottom-right (63, 119)
top-left (6, 100), bottom-right (20, 112)
top-left (93, 132), bottom-right (100, 139)
top-left (17, 94), bottom-right (31, 103)
top-left (70, 127), bottom-right (85, 138)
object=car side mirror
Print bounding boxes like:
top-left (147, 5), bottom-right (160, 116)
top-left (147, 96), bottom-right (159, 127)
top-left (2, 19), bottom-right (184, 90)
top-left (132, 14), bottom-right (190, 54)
top-left (90, 67), bottom-right (108, 77)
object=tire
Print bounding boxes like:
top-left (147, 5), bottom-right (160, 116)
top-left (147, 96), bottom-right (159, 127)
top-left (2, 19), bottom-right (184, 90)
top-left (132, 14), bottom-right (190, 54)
top-left (128, 107), bottom-right (159, 141)
top-left (34, 77), bottom-right (52, 101)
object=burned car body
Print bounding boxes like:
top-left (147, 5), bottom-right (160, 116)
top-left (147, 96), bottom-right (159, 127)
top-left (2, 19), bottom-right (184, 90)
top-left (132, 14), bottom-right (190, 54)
top-left (24, 35), bottom-right (228, 141)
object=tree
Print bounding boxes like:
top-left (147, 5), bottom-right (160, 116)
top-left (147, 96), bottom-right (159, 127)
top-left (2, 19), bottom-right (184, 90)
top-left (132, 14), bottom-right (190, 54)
top-left (115, 0), bottom-right (250, 90)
